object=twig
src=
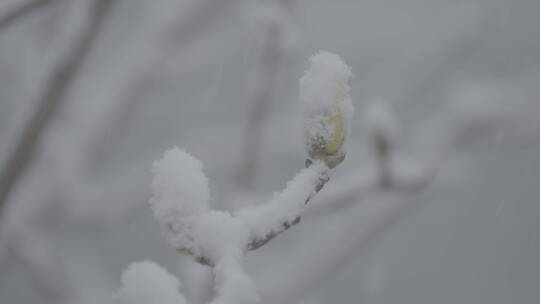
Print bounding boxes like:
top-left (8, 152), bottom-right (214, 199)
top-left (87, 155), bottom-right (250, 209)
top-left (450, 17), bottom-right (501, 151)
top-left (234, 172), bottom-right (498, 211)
top-left (247, 162), bottom-right (329, 250)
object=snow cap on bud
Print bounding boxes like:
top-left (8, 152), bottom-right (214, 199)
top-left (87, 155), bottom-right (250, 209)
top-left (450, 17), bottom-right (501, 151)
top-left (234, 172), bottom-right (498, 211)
top-left (300, 51), bottom-right (354, 168)
top-left (149, 147), bottom-right (210, 228)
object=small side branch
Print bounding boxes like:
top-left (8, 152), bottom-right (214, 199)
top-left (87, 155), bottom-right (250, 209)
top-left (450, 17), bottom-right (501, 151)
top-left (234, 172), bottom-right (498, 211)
top-left (246, 173), bottom-right (329, 250)
top-left (247, 215), bottom-right (301, 251)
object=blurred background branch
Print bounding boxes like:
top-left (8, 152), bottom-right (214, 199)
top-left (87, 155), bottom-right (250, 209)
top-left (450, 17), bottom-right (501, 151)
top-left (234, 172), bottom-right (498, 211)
top-left (0, 0), bottom-right (54, 32)
top-left (0, 0), bottom-right (113, 220)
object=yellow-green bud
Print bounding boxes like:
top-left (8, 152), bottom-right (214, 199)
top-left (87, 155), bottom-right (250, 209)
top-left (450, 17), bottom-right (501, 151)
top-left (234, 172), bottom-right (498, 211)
top-left (300, 51), bottom-right (353, 169)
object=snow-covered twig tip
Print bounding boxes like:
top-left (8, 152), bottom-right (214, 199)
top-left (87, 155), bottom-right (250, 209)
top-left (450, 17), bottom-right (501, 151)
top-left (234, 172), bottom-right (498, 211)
top-left (149, 147), bottom-right (210, 253)
top-left (300, 51), bottom-right (353, 168)
top-left (150, 147), bottom-right (210, 220)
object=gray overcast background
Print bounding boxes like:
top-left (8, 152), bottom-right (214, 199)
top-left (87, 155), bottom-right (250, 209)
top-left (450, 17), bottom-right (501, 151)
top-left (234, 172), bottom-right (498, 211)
top-left (0, 0), bottom-right (539, 303)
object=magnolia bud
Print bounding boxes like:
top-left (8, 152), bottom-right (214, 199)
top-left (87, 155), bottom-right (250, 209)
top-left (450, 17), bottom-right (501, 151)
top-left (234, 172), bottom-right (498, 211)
top-left (300, 51), bottom-right (353, 168)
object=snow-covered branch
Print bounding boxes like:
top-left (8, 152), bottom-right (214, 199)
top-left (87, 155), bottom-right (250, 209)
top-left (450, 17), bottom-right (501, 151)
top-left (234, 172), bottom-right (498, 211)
top-left (116, 51), bottom-right (354, 304)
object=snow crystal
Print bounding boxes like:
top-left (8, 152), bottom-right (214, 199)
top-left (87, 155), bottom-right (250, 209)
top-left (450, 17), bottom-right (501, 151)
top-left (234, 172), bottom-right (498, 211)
top-left (114, 261), bottom-right (187, 304)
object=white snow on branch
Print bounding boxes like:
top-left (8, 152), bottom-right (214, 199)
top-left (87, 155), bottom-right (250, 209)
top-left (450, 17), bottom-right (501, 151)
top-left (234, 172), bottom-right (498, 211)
top-left (114, 261), bottom-right (187, 304)
top-left (149, 147), bottom-right (210, 252)
top-left (150, 147), bottom-right (210, 220)
top-left (149, 148), bottom-right (330, 260)
top-left (146, 151), bottom-right (331, 304)
top-left (235, 161), bottom-right (328, 242)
